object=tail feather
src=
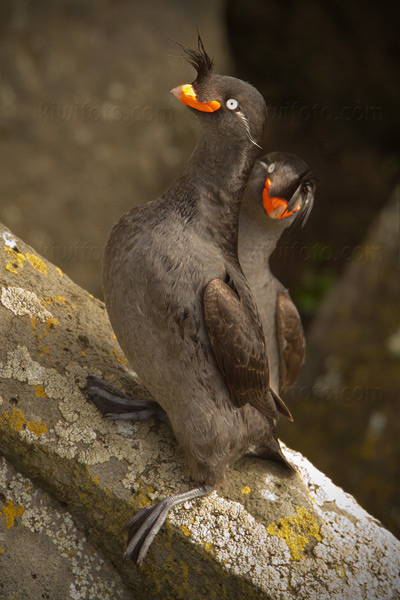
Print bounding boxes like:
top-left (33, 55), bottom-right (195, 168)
top-left (270, 388), bottom-right (293, 422)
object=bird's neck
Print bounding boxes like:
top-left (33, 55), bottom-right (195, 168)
top-left (238, 209), bottom-right (282, 275)
top-left (174, 133), bottom-right (260, 256)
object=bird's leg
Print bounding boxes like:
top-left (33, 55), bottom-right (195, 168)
top-left (85, 375), bottom-right (168, 423)
top-left (125, 484), bottom-right (213, 565)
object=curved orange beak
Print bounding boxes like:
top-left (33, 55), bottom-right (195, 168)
top-left (262, 178), bottom-right (301, 219)
top-left (171, 84), bottom-right (221, 113)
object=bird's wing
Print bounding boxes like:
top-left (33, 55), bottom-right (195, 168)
top-left (276, 291), bottom-right (305, 393)
top-left (203, 278), bottom-right (277, 420)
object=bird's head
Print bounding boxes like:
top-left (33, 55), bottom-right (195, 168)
top-left (171, 36), bottom-right (266, 152)
top-left (243, 152), bottom-right (315, 232)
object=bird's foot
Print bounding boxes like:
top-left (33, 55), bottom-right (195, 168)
top-left (85, 375), bottom-right (168, 422)
top-left (125, 485), bottom-right (212, 565)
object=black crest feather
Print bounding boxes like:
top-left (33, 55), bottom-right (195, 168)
top-left (177, 34), bottom-right (214, 84)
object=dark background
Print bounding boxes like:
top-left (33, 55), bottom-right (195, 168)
top-left (1, 0), bottom-right (399, 538)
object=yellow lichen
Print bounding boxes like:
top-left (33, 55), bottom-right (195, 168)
top-left (30, 314), bottom-right (59, 361)
top-left (241, 486), bottom-right (251, 494)
top-left (0, 547), bottom-right (3, 553)
top-left (56, 267), bottom-right (63, 277)
top-left (45, 317), bottom-right (59, 330)
top-left (37, 344), bottom-right (50, 356)
top-left (1, 500), bottom-right (24, 529)
top-left (41, 295), bottom-right (75, 311)
top-left (109, 349), bottom-right (128, 366)
top-left (266, 506), bottom-right (322, 560)
top-left (35, 385), bottom-right (47, 398)
top-left (137, 493), bottom-right (152, 509)
top-left (25, 253), bottom-right (47, 274)
top-left (27, 420), bottom-right (47, 438)
top-left (30, 316), bottom-right (58, 339)
top-left (4, 247), bottom-right (25, 274)
top-left (180, 525), bottom-right (191, 537)
top-left (0, 407), bottom-right (46, 438)
top-left (3, 248), bottom-right (48, 275)
top-left (0, 407), bottom-right (26, 431)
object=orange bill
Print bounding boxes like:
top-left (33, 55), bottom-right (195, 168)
top-left (171, 84), bottom-right (221, 113)
top-left (262, 178), bottom-right (301, 219)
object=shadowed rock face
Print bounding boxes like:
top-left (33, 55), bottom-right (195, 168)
top-left (1, 222), bottom-right (400, 598)
top-left (226, 0), bottom-right (399, 301)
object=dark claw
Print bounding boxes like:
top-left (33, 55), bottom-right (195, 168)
top-left (85, 375), bottom-right (168, 422)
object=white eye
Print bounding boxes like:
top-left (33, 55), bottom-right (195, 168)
top-left (267, 162), bottom-right (276, 174)
top-left (226, 98), bottom-right (239, 111)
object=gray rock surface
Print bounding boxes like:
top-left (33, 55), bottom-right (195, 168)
top-left (1, 223), bottom-right (400, 599)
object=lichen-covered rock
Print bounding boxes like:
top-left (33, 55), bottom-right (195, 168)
top-left (1, 223), bottom-right (399, 600)
top-left (0, 456), bottom-right (133, 600)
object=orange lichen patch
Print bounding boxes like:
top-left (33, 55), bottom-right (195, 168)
top-left (1, 500), bottom-right (24, 529)
top-left (27, 420), bottom-right (48, 438)
top-left (109, 349), bottom-right (128, 366)
top-left (35, 385), bottom-right (47, 398)
top-left (0, 407), bottom-right (26, 431)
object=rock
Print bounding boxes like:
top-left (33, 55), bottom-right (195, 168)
top-left (1, 223), bottom-right (399, 599)
top-left (0, 456), bottom-right (133, 600)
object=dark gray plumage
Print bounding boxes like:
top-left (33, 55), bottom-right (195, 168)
top-left (87, 40), bottom-right (296, 565)
top-left (239, 151), bottom-right (315, 393)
